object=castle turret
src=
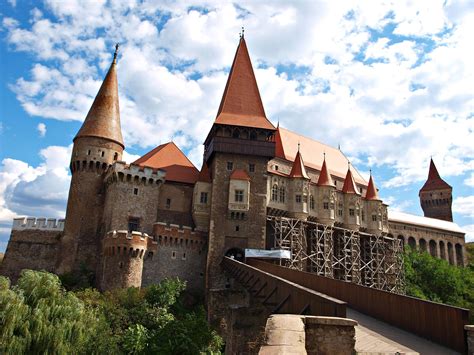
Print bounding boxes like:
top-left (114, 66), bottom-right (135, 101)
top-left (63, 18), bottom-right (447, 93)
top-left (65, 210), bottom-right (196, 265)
top-left (288, 147), bottom-right (310, 219)
top-left (100, 230), bottom-right (157, 290)
top-left (364, 172), bottom-right (383, 235)
top-left (316, 156), bottom-right (336, 225)
top-left (342, 166), bottom-right (361, 230)
top-left (57, 45), bottom-right (125, 274)
top-left (419, 159), bottom-right (453, 221)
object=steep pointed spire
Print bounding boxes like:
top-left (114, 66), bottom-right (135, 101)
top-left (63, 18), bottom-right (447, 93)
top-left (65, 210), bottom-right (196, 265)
top-left (317, 156), bottom-right (335, 187)
top-left (342, 167), bottom-right (360, 194)
top-left (215, 36), bottom-right (275, 130)
top-left (74, 45), bottom-right (124, 147)
top-left (365, 171), bottom-right (380, 200)
top-left (289, 148), bottom-right (309, 179)
top-left (420, 158), bottom-right (451, 192)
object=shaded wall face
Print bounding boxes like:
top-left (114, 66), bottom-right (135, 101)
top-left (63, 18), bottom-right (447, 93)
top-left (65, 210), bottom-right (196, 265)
top-left (420, 188), bottom-right (453, 222)
top-left (57, 137), bottom-right (123, 275)
top-left (157, 183), bottom-right (195, 226)
top-left (100, 253), bottom-right (144, 290)
top-left (0, 230), bottom-right (61, 283)
top-left (103, 179), bottom-right (160, 235)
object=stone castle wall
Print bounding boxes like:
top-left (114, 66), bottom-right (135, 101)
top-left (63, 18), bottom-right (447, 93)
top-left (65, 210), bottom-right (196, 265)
top-left (142, 223), bottom-right (207, 294)
top-left (157, 182), bottom-right (195, 227)
top-left (0, 217), bottom-right (63, 282)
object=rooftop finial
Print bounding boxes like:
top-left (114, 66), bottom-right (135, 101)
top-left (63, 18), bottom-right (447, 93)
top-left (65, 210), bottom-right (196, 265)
top-left (369, 168), bottom-right (372, 175)
top-left (277, 118), bottom-right (279, 128)
top-left (113, 43), bottom-right (120, 64)
top-left (338, 143), bottom-right (341, 150)
top-left (323, 151), bottom-right (326, 159)
top-left (241, 26), bottom-right (245, 38)
top-left (297, 141), bottom-right (300, 152)
top-left (348, 161), bottom-right (351, 169)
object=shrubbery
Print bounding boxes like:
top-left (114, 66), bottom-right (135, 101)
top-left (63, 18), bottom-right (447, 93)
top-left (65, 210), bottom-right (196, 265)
top-left (0, 271), bottom-right (223, 354)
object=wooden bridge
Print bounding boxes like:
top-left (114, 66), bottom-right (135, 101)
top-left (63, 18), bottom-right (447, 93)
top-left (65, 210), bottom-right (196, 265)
top-left (222, 257), bottom-right (470, 354)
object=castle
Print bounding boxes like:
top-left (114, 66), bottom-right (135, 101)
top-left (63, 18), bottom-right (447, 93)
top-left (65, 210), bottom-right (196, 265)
top-left (1, 36), bottom-right (467, 332)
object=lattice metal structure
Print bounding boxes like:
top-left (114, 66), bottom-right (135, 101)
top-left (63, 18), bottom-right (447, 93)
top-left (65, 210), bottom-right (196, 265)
top-left (267, 216), bottom-right (405, 293)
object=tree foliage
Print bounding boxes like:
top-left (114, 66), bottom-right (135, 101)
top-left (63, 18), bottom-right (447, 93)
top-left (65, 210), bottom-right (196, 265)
top-left (404, 247), bottom-right (474, 322)
top-left (0, 271), bottom-right (222, 354)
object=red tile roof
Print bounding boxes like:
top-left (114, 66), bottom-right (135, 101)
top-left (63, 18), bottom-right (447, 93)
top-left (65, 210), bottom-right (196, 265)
top-left (133, 142), bottom-right (199, 184)
top-left (275, 127), bottom-right (367, 185)
top-left (289, 150), bottom-right (309, 179)
top-left (316, 158), bottom-right (335, 187)
top-left (198, 162), bottom-right (212, 183)
top-left (230, 169), bottom-right (251, 181)
top-left (215, 37), bottom-right (275, 131)
top-left (365, 174), bottom-right (380, 200)
top-left (342, 168), bottom-right (360, 195)
top-left (419, 159), bottom-right (451, 192)
top-left (75, 58), bottom-right (124, 147)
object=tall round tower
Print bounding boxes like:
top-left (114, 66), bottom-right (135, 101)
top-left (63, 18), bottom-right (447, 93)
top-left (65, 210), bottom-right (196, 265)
top-left (56, 46), bottom-right (125, 274)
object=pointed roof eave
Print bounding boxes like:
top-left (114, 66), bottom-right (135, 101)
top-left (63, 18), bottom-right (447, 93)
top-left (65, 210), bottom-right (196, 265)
top-left (419, 158), bottom-right (452, 192)
top-left (317, 158), bottom-right (335, 187)
top-left (214, 37), bottom-right (275, 131)
top-left (365, 174), bottom-right (380, 200)
top-left (289, 150), bottom-right (310, 179)
top-left (342, 168), bottom-right (360, 195)
top-left (74, 52), bottom-right (124, 148)
top-left (230, 169), bottom-right (251, 181)
top-left (198, 162), bottom-right (212, 183)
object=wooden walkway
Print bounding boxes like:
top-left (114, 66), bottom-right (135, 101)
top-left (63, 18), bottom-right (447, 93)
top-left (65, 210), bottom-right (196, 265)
top-left (347, 309), bottom-right (460, 355)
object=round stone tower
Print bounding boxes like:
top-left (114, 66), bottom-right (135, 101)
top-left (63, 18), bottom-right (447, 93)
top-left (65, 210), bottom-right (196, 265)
top-left (56, 46), bottom-right (125, 274)
top-left (100, 230), bottom-right (157, 290)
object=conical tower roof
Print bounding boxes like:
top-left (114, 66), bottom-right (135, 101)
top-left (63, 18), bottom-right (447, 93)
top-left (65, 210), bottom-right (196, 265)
top-left (289, 148), bottom-right (309, 179)
top-left (365, 173), bottom-right (380, 200)
top-left (214, 36), bottom-right (275, 130)
top-left (419, 159), bottom-right (451, 192)
top-left (75, 48), bottom-right (124, 147)
top-left (317, 157), bottom-right (335, 187)
top-left (342, 167), bottom-right (360, 195)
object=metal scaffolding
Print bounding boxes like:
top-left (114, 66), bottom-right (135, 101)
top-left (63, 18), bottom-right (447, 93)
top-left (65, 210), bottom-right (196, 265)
top-left (267, 216), bottom-right (405, 294)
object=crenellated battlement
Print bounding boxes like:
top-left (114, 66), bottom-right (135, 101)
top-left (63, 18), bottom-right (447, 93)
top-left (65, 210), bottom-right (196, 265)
top-left (153, 222), bottom-right (207, 249)
top-left (12, 217), bottom-right (65, 231)
top-left (102, 230), bottom-right (158, 258)
top-left (104, 161), bottom-right (166, 186)
top-left (70, 158), bottom-right (113, 174)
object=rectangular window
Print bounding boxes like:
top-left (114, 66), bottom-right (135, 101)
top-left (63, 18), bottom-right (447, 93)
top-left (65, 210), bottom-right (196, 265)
top-left (200, 192), bottom-right (208, 204)
top-left (166, 198), bottom-right (171, 209)
top-left (323, 202), bottom-right (329, 210)
top-left (249, 163), bottom-right (255, 172)
top-left (296, 195), bottom-right (302, 203)
top-left (133, 188), bottom-right (138, 195)
top-left (349, 209), bottom-right (355, 216)
top-left (171, 251), bottom-right (176, 259)
top-left (372, 215), bottom-right (377, 222)
top-left (338, 209), bottom-right (343, 216)
top-left (182, 252), bottom-right (186, 260)
top-left (227, 162), bottom-right (233, 171)
top-left (274, 165), bottom-right (279, 171)
top-left (128, 217), bottom-right (140, 232)
top-left (234, 190), bottom-right (244, 202)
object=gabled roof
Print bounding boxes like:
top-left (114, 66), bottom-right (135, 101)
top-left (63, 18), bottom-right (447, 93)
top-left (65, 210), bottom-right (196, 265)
top-left (289, 149), bottom-right (309, 179)
top-left (365, 174), bottom-right (380, 200)
top-left (317, 158), bottom-right (335, 187)
top-left (419, 159), bottom-right (452, 192)
top-left (133, 142), bottom-right (199, 184)
top-left (75, 55), bottom-right (124, 147)
top-left (342, 168), bottom-right (360, 195)
top-left (214, 37), bottom-right (275, 131)
top-left (230, 169), bottom-right (251, 181)
top-left (198, 162), bottom-right (212, 183)
top-left (275, 127), bottom-right (367, 185)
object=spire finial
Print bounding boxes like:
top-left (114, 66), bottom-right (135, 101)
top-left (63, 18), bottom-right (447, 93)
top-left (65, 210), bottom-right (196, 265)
top-left (323, 151), bottom-right (326, 160)
top-left (297, 141), bottom-right (300, 152)
top-left (369, 168), bottom-right (372, 175)
top-left (241, 26), bottom-right (245, 38)
top-left (113, 43), bottom-right (120, 64)
top-left (338, 143), bottom-right (341, 150)
top-left (348, 161), bottom-right (351, 170)
top-left (277, 118), bottom-right (279, 128)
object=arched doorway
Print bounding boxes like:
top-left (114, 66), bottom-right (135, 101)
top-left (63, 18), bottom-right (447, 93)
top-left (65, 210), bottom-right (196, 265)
top-left (448, 242), bottom-right (454, 265)
top-left (455, 244), bottom-right (463, 266)
top-left (429, 240), bottom-right (437, 257)
top-left (419, 238), bottom-right (427, 252)
top-left (408, 237), bottom-right (416, 249)
top-left (439, 241), bottom-right (446, 260)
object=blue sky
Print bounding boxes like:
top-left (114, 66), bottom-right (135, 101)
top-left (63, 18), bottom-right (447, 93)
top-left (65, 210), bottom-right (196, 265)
top-left (0, 0), bottom-right (473, 251)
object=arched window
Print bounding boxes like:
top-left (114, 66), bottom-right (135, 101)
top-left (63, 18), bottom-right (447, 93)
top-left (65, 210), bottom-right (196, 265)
top-left (271, 184), bottom-right (278, 201)
top-left (310, 195), bottom-right (315, 210)
top-left (279, 186), bottom-right (286, 203)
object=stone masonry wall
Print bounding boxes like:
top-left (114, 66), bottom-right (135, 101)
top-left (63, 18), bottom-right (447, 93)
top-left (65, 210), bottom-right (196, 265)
top-left (1, 227), bottom-right (61, 283)
top-left (142, 223), bottom-right (207, 294)
top-left (157, 182), bottom-right (195, 227)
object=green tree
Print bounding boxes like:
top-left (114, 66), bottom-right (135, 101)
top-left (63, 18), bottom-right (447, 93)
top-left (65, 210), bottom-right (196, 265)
top-left (0, 270), bottom-right (117, 355)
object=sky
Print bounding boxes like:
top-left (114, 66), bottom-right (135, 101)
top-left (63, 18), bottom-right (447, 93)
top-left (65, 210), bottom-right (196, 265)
top-left (0, 0), bottom-right (473, 251)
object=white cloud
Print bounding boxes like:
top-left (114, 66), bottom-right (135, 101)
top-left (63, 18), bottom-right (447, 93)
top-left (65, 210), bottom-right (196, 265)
top-left (464, 173), bottom-right (474, 187)
top-left (37, 122), bottom-right (46, 137)
top-left (462, 224), bottom-right (474, 243)
top-left (453, 196), bottom-right (474, 219)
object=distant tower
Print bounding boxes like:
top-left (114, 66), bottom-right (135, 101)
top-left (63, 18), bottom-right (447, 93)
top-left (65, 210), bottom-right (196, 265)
top-left (419, 159), bottom-right (453, 222)
top-left (56, 46), bottom-right (125, 274)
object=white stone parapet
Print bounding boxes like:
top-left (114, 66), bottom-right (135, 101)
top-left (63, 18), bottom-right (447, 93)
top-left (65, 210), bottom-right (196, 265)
top-left (12, 217), bottom-right (65, 231)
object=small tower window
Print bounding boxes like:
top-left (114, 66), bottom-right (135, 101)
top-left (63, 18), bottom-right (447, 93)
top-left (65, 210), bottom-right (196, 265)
top-left (372, 215), bottom-right (377, 222)
top-left (274, 165), bottom-right (279, 171)
top-left (279, 187), bottom-right (285, 203)
top-left (295, 195), bottom-right (302, 203)
top-left (310, 195), bottom-right (315, 209)
top-left (87, 150), bottom-right (91, 155)
top-left (114, 152), bottom-right (118, 161)
top-left (271, 185), bottom-right (278, 201)
top-left (182, 252), bottom-right (186, 260)
top-left (249, 163), bottom-right (255, 172)
top-left (349, 209), bottom-right (355, 216)
top-left (234, 190), bottom-right (244, 202)
top-left (323, 202), bottom-right (329, 210)
top-left (338, 209), bottom-right (343, 216)
top-left (101, 151), bottom-right (105, 157)
top-left (128, 217), bottom-right (140, 232)
top-left (133, 188), bottom-right (138, 195)
top-left (235, 225), bottom-right (240, 232)
top-left (166, 198), bottom-right (171, 209)
top-left (171, 251), bottom-right (176, 259)
top-left (227, 162), bottom-right (233, 171)
top-left (200, 192), bottom-right (208, 204)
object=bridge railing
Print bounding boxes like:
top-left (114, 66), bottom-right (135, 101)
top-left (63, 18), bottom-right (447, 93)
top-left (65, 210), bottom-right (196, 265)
top-left (222, 257), bottom-right (346, 317)
top-left (248, 259), bottom-right (469, 354)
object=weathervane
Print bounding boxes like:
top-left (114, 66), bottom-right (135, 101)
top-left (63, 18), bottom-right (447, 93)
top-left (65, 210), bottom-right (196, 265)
top-left (113, 43), bottom-right (120, 63)
top-left (240, 26), bottom-right (245, 38)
